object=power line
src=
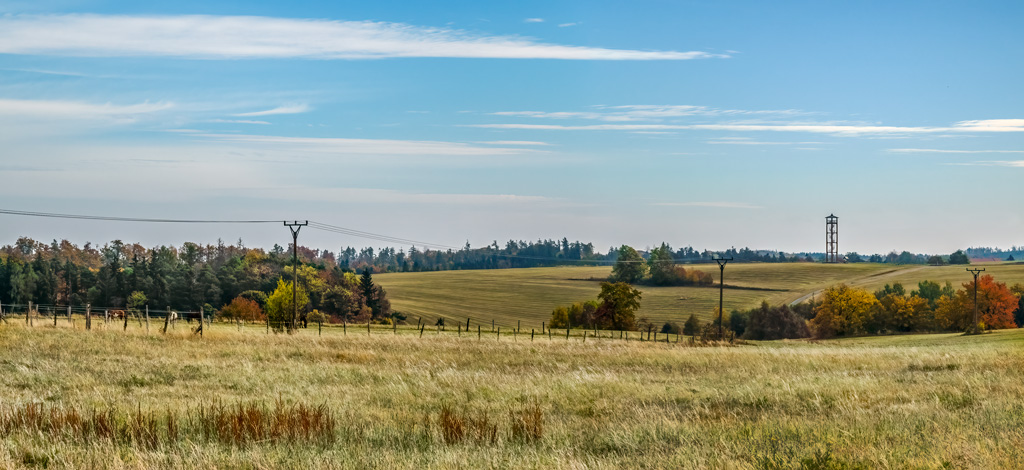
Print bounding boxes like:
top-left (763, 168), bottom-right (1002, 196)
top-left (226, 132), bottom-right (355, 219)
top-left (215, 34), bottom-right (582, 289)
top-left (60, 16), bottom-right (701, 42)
top-left (307, 222), bottom-right (458, 250)
top-left (0, 208), bottom-right (278, 224)
top-left (0, 207), bottom-right (731, 265)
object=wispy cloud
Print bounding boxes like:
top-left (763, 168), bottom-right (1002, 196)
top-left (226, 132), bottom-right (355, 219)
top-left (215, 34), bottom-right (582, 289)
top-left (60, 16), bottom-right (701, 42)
top-left (261, 187), bottom-right (552, 205)
top-left (889, 148), bottom-right (1024, 154)
top-left (196, 133), bottom-right (540, 156)
top-left (0, 98), bottom-right (172, 119)
top-left (232, 104), bottom-right (311, 116)
top-left (0, 14), bottom-right (726, 61)
top-left (558, 23), bottom-right (578, 28)
top-left (476, 140), bottom-right (551, 146)
top-left (208, 119), bottom-right (270, 125)
top-left (491, 105), bottom-right (806, 122)
top-left (524, 18), bottom-right (545, 23)
top-left (472, 118), bottom-right (1024, 136)
top-left (653, 202), bottom-right (762, 209)
top-left (947, 161), bottom-right (1024, 167)
top-left (707, 137), bottom-right (822, 145)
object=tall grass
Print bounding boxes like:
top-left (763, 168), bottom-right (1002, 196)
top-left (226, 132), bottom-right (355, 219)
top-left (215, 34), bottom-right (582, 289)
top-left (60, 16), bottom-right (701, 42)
top-left (1, 323), bottom-right (1022, 468)
top-left (0, 399), bottom-right (336, 448)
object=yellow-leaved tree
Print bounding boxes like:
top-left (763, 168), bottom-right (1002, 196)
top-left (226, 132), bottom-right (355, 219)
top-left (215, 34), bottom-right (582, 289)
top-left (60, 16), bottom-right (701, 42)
top-left (810, 284), bottom-right (878, 338)
top-left (266, 277), bottom-right (309, 332)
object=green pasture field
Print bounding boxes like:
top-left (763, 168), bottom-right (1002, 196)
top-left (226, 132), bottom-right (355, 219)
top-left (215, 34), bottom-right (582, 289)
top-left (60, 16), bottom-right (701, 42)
top-left (0, 322), bottom-right (1022, 468)
top-left (375, 262), bottom-right (1024, 329)
top-left (374, 263), bottom-right (904, 328)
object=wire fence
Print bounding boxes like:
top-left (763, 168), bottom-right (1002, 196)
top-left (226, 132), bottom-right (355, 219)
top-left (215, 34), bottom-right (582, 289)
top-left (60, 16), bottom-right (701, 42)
top-left (0, 302), bottom-right (732, 345)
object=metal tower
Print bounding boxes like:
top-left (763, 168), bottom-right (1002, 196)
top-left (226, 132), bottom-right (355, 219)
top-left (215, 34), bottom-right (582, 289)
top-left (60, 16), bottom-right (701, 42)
top-left (825, 214), bottom-right (838, 263)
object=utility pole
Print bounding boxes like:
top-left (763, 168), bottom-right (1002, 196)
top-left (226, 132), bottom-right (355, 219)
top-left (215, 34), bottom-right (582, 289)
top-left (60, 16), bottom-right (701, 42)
top-left (714, 256), bottom-right (733, 341)
top-left (284, 221), bottom-right (308, 333)
top-left (967, 268), bottom-right (986, 334)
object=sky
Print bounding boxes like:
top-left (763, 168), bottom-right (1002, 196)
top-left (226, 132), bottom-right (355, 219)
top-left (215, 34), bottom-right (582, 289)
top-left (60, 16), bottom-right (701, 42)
top-left (0, 0), bottom-right (1022, 255)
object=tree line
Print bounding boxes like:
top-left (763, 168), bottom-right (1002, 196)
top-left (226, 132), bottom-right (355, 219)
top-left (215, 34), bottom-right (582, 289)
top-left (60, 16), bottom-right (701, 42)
top-left (0, 237), bottom-right (394, 328)
top-left (726, 277), bottom-right (1023, 340)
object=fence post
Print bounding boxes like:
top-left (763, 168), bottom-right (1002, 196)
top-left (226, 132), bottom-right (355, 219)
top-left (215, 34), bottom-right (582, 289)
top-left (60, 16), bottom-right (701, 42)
top-left (654, 331), bottom-right (658, 342)
top-left (531, 329), bottom-right (534, 341)
top-left (458, 324), bottom-right (461, 336)
top-left (319, 321), bottom-right (322, 336)
top-left (55, 305), bottom-right (58, 327)
top-left (343, 319), bottom-right (346, 335)
top-left (67, 305), bottom-right (72, 328)
top-left (517, 320), bottom-right (520, 333)
top-left (419, 324), bottom-right (425, 338)
top-left (123, 308), bottom-right (128, 332)
top-left (86, 304), bottom-right (91, 331)
top-left (478, 325), bottom-right (481, 340)
top-left (27, 301), bottom-right (31, 326)
top-left (104, 309), bottom-right (108, 325)
top-left (199, 306), bottom-right (204, 338)
top-left (566, 328), bottom-right (570, 340)
top-left (496, 326), bottom-right (500, 340)
top-left (466, 317), bottom-right (470, 331)
top-left (367, 319), bottom-right (370, 336)
top-left (145, 306), bottom-right (150, 334)
top-left (583, 331), bottom-right (587, 343)
top-left (491, 319), bottom-right (494, 332)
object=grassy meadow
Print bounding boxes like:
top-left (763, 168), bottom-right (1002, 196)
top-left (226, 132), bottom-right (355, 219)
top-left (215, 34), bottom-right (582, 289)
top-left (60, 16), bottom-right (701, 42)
top-left (2, 321), bottom-right (1023, 468)
top-left (375, 262), bottom-right (1024, 328)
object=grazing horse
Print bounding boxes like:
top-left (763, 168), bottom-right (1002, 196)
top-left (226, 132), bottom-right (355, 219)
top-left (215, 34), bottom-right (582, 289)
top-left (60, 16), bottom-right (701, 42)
top-left (109, 310), bottom-right (126, 320)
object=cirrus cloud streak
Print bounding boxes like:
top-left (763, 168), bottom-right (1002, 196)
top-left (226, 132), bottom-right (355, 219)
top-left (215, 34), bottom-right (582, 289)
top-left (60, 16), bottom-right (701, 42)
top-left (0, 14), bottom-right (725, 61)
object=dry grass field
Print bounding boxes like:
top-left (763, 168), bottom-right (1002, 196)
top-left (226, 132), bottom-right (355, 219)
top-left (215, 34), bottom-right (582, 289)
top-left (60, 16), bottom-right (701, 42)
top-left (375, 262), bottom-right (1024, 328)
top-left (1, 321), bottom-right (1022, 469)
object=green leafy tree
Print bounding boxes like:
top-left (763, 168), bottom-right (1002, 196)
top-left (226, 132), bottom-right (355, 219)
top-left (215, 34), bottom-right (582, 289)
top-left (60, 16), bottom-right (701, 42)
top-left (307, 309), bottom-right (327, 325)
top-left (1011, 283), bottom-right (1024, 327)
top-left (610, 245), bottom-right (647, 284)
top-left (567, 300), bottom-right (599, 328)
top-left (594, 282), bottom-right (642, 330)
top-left (683, 314), bottom-right (701, 336)
top-left (911, 280), bottom-right (943, 308)
top-left (729, 309), bottom-right (748, 336)
top-left (647, 243), bottom-right (677, 286)
top-left (742, 301), bottom-right (810, 340)
top-left (127, 291), bottom-right (148, 318)
top-left (948, 250), bottom-right (970, 265)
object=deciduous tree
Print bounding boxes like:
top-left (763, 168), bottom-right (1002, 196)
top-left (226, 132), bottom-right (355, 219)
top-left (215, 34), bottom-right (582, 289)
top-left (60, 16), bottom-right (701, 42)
top-left (934, 275), bottom-right (1017, 331)
top-left (610, 245), bottom-right (646, 284)
top-left (810, 284), bottom-right (878, 338)
top-left (594, 282), bottom-right (642, 330)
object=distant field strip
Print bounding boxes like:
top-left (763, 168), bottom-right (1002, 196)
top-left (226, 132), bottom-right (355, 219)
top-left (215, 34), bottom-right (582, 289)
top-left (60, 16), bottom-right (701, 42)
top-left (375, 263), bottom-right (904, 328)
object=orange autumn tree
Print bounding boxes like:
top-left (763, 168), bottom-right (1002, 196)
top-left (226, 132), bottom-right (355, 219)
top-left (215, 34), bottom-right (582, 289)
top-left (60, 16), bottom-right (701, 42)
top-left (935, 274), bottom-right (1017, 331)
top-left (810, 284), bottom-right (878, 338)
top-left (219, 296), bottom-right (265, 324)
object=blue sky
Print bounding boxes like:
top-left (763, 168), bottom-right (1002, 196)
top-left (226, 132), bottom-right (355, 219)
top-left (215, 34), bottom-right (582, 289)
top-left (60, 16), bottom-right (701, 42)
top-left (0, 1), bottom-right (1021, 255)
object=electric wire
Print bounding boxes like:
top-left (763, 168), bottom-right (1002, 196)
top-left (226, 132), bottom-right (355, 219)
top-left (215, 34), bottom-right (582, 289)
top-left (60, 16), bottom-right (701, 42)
top-left (0, 208), bottom-right (278, 224)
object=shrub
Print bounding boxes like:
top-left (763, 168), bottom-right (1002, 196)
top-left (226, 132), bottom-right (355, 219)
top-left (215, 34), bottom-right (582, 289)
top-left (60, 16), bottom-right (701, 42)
top-left (219, 297), bottom-right (265, 323)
